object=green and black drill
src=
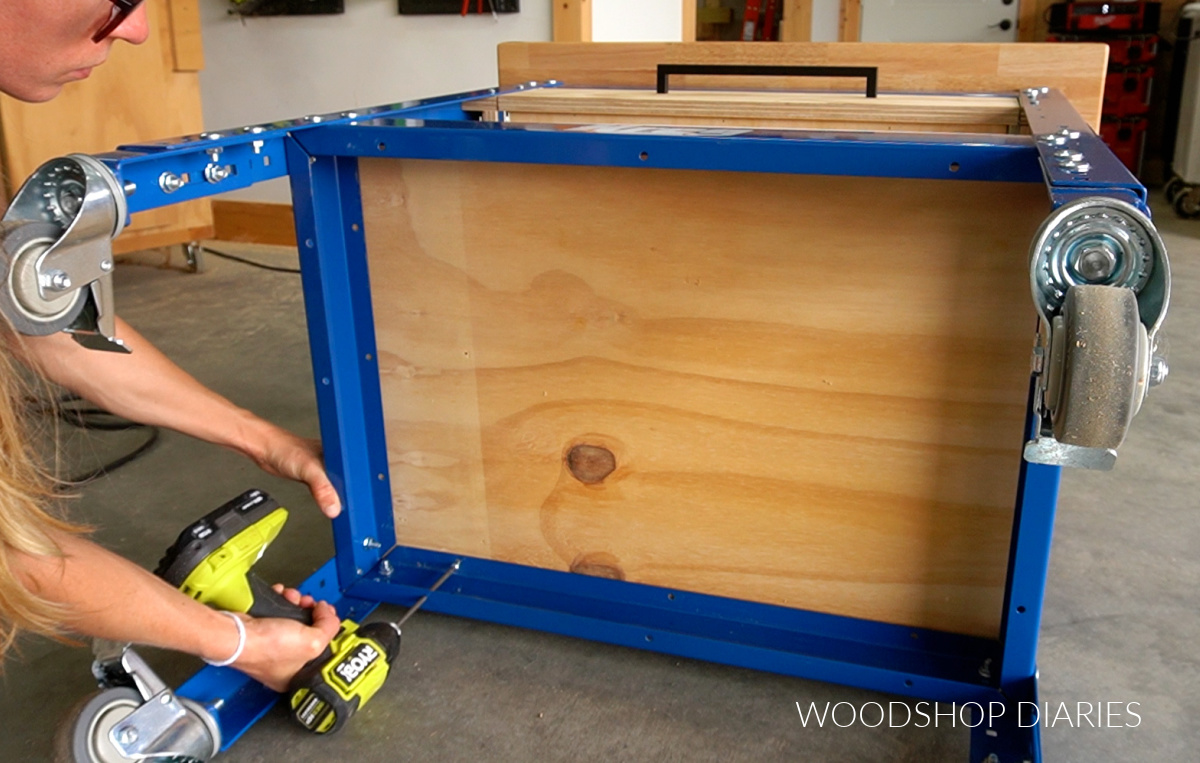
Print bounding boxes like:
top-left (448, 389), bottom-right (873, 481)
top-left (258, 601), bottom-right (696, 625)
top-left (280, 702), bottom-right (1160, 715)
top-left (156, 489), bottom-right (459, 735)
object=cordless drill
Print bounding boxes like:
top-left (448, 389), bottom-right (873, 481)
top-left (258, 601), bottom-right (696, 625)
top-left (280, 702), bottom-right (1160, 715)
top-left (155, 488), bottom-right (312, 623)
top-left (286, 559), bottom-right (459, 734)
top-left (156, 489), bottom-right (459, 735)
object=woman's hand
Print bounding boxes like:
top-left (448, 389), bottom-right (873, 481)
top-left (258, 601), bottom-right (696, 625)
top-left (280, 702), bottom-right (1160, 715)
top-left (227, 589), bottom-right (342, 693)
top-left (244, 426), bottom-right (342, 518)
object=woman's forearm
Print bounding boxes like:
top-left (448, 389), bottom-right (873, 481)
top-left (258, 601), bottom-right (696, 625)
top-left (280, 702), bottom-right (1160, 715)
top-left (13, 531), bottom-right (245, 662)
top-left (16, 317), bottom-right (270, 454)
top-left (12, 318), bottom-right (341, 517)
top-left (11, 530), bottom-right (341, 692)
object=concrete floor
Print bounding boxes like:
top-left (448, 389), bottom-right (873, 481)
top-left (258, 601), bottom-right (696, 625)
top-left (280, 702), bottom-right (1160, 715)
top-left (0, 194), bottom-right (1197, 762)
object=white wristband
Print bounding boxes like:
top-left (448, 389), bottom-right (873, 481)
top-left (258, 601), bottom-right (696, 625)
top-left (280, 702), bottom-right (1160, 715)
top-left (204, 611), bottom-right (247, 667)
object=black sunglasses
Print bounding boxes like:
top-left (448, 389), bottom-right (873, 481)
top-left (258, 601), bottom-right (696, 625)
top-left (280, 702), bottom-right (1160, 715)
top-left (93, 0), bottom-right (144, 43)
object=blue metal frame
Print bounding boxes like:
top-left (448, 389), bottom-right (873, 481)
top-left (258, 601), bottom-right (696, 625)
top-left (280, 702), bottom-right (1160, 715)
top-left (95, 85), bottom-right (1148, 762)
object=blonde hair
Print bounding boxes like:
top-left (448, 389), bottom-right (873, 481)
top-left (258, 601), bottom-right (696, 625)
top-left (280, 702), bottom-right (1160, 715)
top-left (0, 323), bottom-right (83, 659)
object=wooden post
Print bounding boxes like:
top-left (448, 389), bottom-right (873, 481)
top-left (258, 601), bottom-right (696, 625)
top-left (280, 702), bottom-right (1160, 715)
top-left (682, 0), bottom-right (697, 41)
top-left (553, 0), bottom-right (592, 42)
top-left (166, 0), bottom-right (205, 71)
top-left (779, 0), bottom-right (813, 41)
top-left (839, 0), bottom-right (861, 41)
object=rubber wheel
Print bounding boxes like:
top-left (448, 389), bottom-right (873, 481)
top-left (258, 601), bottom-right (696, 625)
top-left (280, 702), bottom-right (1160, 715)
top-left (53, 687), bottom-right (143, 763)
top-left (1173, 185), bottom-right (1200, 219)
top-left (1051, 285), bottom-right (1141, 450)
top-left (1164, 175), bottom-right (1184, 201)
top-left (0, 222), bottom-right (87, 335)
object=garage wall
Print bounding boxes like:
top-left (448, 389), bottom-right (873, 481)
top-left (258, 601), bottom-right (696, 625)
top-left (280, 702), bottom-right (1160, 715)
top-left (592, 0), bottom-right (685, 41)
top-left (199, 0), bottom-right (552, 202)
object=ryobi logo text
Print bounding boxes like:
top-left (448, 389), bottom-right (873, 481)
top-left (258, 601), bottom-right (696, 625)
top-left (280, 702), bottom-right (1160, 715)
top-left (332, 643), bottom-right (380, 688)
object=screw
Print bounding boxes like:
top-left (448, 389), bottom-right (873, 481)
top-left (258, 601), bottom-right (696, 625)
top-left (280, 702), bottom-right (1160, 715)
top-left (46, 270), bottom-right (72, 291)
top-left (984, 755), bottom-right (1000, 763)
top-left (100, 259), bottom-right (113, 272)
top-left (203, 164), bottom-right (231, 184)
top-left (1150, 356), bottom-right (1169, 387)
top-left (123, 181), bottom-right (137, 196)
top-left (978, 657), bottom-right (993, 679)
top-left (379, 559), bottom-right (395, 577)
top-left (116, 726), bottom-right (139, 746)
top-left (1075, 245), bottom-right (1117, 281)
top-left (1072, 162), bottom-right (1091, 174)
top-left (158, 172), bottom-right (184, 193)
top-left (363, 537), bottom-right (382, 549)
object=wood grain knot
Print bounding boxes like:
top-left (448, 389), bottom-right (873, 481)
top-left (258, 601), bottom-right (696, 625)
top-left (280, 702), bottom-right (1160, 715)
top-left (570, 552), bottom-right (625, 581)
top-left (566, 444), bottom-right (616, 484)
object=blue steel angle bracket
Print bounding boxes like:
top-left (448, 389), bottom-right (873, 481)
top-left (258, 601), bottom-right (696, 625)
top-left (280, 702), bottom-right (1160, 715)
top-left (91, 85), bottom-right (545, 216)
top-left (1019, 87), bottom-right (1146, 209)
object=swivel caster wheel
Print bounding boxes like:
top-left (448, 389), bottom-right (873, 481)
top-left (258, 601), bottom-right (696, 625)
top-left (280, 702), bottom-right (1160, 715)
top-left (54, 686), bottom-right (220, 763)
top-left (1048, 284), bottom-right (1145, 450)
top-left (1164, 174), bottom-right (1184, 201)
top-left (1172, 184), bottom-right (1200, 219)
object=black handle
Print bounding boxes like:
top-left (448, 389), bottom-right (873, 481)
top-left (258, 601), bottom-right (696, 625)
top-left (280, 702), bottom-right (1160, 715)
top-left (247, 574), bottom-right (314, 625)
top-left (656, 64), bottom-right (878, 98)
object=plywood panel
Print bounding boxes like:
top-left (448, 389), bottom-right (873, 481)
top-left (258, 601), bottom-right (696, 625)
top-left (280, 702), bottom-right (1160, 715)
top-left (467, 88), bottom-right (1022, 133)
top-left (0, 0), bottom-right (211, 250)
top-left (497, 41), bottom-right (1108, 130)
top-left (360, 157), bottom-right (1047, 638)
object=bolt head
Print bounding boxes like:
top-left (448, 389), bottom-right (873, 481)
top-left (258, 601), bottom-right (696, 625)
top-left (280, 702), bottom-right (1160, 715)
top-left (117, 726), bottom-right (139, 745)
top-left (158, 172), bottom-right (183, 193)
top-left (1150, 356), bottom-right (1169, 386)
top-left (1074, 245), bottom-right (1117, 281)
top-left (46, 270), bottom-right (72, 291)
